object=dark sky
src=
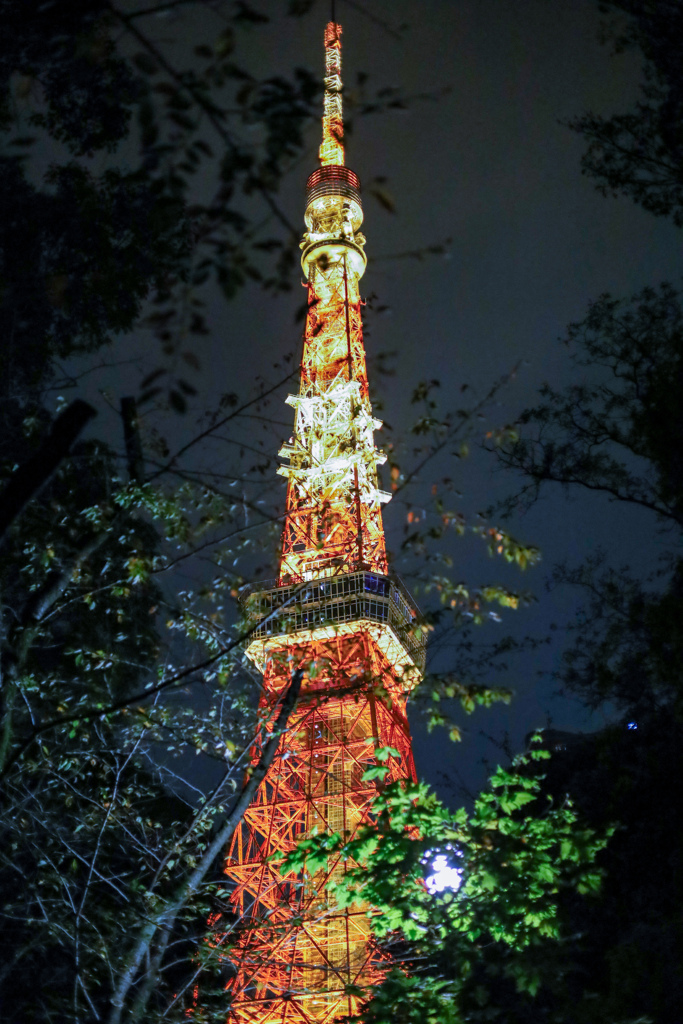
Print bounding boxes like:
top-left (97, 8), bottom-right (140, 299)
top-left (89, 0), bottom-right (683, 802)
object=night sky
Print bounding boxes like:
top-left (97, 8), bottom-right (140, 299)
top-left (89, 0), bottom-right (683, 802)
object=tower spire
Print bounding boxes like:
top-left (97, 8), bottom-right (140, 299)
top-left (200, 22), bottom-right (426, 1024)
top-left (320, 21), bottom-right (344, 166)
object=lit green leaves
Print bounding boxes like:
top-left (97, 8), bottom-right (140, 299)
top-left (289, 747), bottom-right (613, 1023)
top-left (374, 745), bottom-right (400, 761)
top-left (279, 831), bottom-right (343, 876)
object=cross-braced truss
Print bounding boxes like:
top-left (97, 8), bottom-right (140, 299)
top-left (319, 22), bottom-right (344, 167)
top-left (280, 228), bottom-right (386, 584)
top-left (218, 635), bottom-right (416, 1024)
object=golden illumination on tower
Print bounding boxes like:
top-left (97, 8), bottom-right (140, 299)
top-left (205, 22), bottom-right (426, 1024)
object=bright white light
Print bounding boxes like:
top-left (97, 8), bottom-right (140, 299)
top-left (425, 854), bottom-right (463, 894)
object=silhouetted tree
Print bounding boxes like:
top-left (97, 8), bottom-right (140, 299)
top-left (568, 0), bottom-right (683, 224)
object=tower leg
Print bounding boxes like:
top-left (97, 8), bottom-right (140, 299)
top-left (219, 636), bottom-right (415, 1023)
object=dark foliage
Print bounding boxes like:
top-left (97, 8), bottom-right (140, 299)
top-left (531, 721), bottom-right (683, 1023)
top-left (495, 283), bottom-right (683, 719)
top-left (568, 0), bottom-right (683, 224)
top-left (0, 0), bottom-right (139, 154)
top-left (0, 158), bottom-right (189, 398)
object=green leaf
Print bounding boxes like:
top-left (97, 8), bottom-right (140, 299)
top-left (374, 745), bottom-right (400, 762)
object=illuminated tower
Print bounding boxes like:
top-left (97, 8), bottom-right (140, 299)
top-left (219, 22), bottom-right (425, 1024)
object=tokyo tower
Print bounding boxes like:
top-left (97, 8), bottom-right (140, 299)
top-left (218, 20), bottom-right (426, 1024)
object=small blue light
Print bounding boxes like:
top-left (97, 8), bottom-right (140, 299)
top-left (627, 721), bottom-right (637, 730)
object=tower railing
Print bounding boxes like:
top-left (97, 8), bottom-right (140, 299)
top-left (241, 570), bottom-right (427, 672)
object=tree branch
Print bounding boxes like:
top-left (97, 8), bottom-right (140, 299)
top-left (0, 580), bottom-right (305, 785)
top-left (106, 2), bottom-right (298, 237)
top-left (0, 400), bottom-right (96, 545)
top-left (107, 667), bottom-right (304, 1024)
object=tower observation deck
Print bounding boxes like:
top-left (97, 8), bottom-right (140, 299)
top-left (213, 22), bottom-right (426, 1024)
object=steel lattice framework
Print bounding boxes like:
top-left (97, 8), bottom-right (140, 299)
top-left (208, 22), bottom-right (426, 1024)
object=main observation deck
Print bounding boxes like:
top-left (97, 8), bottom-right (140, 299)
top-left (241, 570), bottom-right (426, 676)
